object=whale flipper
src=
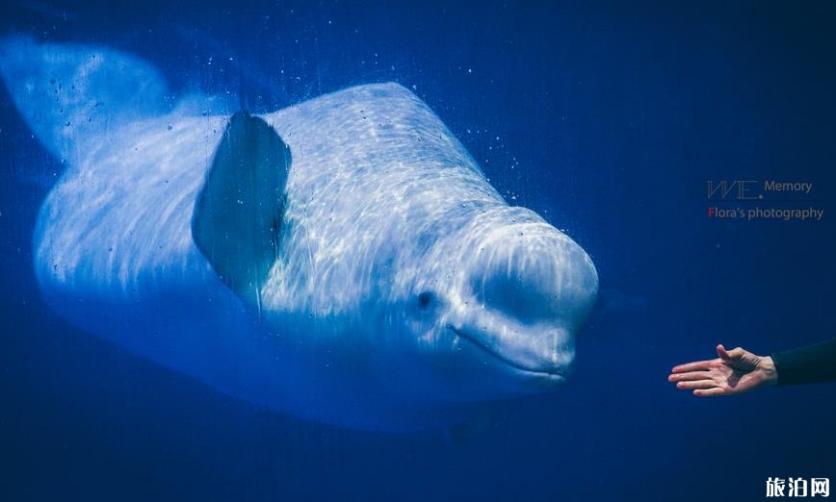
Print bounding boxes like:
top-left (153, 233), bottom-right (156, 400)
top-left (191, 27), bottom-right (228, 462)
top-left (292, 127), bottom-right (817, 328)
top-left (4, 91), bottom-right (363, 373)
top-left (192, 111), bottom-right (291, 307)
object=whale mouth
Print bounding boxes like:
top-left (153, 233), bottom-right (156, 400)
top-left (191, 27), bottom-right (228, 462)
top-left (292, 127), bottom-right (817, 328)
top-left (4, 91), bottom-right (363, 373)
top-left (447, 326), bottom-right (567, 381)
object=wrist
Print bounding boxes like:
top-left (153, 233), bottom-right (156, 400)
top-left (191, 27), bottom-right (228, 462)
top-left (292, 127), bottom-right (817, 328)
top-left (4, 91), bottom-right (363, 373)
top-left (757, 356), bottom-right (779, 386)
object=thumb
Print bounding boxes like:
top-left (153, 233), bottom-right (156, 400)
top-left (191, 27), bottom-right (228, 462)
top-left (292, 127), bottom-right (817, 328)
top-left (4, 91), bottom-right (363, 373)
top-left (725, 347), bottom-right (747, 360)
top-left (717, 344), bottom-right (746, 360)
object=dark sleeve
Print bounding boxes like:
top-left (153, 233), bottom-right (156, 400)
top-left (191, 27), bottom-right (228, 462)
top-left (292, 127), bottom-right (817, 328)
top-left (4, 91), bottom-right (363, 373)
top-left (771, 338), bottom-right (836, 386)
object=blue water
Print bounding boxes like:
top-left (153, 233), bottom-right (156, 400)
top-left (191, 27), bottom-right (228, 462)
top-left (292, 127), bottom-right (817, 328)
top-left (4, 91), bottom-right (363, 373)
top-left (1, 1), bottom-right (834, 500)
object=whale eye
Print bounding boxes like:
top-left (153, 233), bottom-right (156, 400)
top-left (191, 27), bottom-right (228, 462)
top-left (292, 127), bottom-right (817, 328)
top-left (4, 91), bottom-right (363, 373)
top-left (417, 291), bottom-right (434, 309)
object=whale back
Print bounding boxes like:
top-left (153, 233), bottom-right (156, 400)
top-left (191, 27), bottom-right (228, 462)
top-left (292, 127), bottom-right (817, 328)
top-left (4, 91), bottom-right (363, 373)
top-left (260, 83), bottom-right (505, 318)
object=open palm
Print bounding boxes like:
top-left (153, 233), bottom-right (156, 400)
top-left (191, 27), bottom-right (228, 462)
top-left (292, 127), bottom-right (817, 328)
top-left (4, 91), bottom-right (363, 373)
top-left (668, 344), bottom-right (777, 397)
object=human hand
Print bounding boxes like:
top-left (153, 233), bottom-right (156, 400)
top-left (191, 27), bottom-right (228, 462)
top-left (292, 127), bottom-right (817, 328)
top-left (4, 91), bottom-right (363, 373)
top-left (668, 344), bottom-right (778, 397)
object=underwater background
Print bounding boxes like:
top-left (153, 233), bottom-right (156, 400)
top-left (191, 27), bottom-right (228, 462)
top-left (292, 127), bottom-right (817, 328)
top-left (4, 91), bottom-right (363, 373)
top-left (1, 0), bottom-right (834, 500)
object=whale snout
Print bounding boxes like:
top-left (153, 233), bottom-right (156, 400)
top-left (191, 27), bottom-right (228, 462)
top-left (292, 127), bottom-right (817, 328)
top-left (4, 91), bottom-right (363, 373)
top-left (448, 323), bottom-right (575, 378)
top-left (447, 215), bottom-right (598, 384)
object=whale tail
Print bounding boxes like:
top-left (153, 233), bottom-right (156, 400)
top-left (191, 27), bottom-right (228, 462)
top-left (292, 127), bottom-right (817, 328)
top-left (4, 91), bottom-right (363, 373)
top-left (0, 35), bottom-right (170, 163)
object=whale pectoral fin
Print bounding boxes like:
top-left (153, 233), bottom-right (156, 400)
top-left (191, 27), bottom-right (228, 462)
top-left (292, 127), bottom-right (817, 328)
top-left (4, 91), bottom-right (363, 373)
top-left (192, 111), bottom-right (291, 306)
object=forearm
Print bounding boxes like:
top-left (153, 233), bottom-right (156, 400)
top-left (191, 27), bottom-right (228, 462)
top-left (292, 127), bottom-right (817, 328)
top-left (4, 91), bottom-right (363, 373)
top-left (771, 338), bottom-right (836, 386)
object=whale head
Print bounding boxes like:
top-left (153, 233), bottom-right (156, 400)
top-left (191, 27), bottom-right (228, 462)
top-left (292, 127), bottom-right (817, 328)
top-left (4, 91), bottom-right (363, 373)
top-left (401, 205), bottom-right (598, 400)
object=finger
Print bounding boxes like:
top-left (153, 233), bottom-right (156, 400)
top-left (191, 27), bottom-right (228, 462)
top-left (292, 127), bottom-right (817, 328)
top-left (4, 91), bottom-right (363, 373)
top-left (726, 347), bottom-right (746, 360)
top-left (717, 344), bottom-right (729, 360)
top-left (668, 371), bottom-right (712, 382)
top-left (676, 380), bottom-right (715, 390)
top-left (672, 360), bottom-right (715, 373)
top-left (693, 387), bottom-right (727, 397)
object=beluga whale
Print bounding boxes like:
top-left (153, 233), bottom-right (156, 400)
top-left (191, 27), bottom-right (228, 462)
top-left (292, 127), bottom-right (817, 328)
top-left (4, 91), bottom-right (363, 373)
top-left (1, 36), bottom-right (599, 431)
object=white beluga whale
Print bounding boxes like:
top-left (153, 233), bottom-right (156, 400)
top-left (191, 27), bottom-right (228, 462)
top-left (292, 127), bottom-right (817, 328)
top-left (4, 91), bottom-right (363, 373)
top-left (1, 37), bottom-right (598, 430)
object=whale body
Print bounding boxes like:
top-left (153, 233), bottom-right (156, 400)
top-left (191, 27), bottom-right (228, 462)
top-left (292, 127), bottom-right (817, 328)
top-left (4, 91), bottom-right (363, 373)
top-left (1, 38), bottom-right (598, 430)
